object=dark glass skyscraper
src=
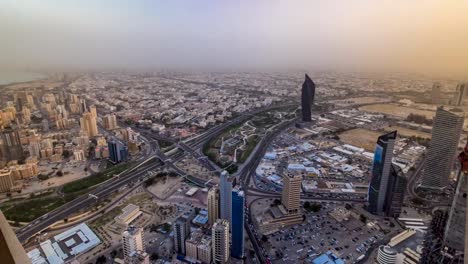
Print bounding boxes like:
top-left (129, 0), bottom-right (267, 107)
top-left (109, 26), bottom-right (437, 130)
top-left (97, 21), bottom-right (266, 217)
top-left (108, 140), bottom-right (128, 164)
top-left (231, 188), bottom-right (244, 259)
top-left (368, 131), bottom-right (397, 216)
top-left (384, 165), bottom-right (406, 217)
top-left (301, 74), bottom-right (315, 122)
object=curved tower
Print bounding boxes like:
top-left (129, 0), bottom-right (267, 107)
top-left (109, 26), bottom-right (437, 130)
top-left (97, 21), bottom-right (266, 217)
top-left (301, 74), bottom-right (315, 122)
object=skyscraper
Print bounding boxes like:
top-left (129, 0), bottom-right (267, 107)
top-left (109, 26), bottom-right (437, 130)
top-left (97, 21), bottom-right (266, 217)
top-left (0, 129), bottom-right (24, 162)
top-left (368, 131), bottom-right (397, 216)
top-left (212, 219), bottom-right (230, 264)
top-left (122, 226), bottom-right (145, 259)
top-left (452, 83), bottom-right (468, 106)
top-left (443, 142), bottom-right (468, 254)
top-left (281, 172), bottom-right (302, 215)
top-left (431, 82), bottom-right (441, 105)
top-left (421, 107), bottom-right (464, 190)
top-left (301, 74), bottom-right (315, 122)
top-left (80, 112), bottom-right (98, 137)
top-left (173, 216), bottom-right (190, 255)
top-left (384, 165), bottom-right (406, 217)
top-left (208, 186), bottom-right (220, 226)
top-left (231, 188), bottom-right (245, 259)
top-left (108, 140), bottom-right (128, 163)
top-left (219, 171), bottom-right (232, 227)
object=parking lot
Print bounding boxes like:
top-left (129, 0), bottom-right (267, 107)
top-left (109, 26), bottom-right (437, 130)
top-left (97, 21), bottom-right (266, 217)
top-left (265, 202), bottom-right (387, 263)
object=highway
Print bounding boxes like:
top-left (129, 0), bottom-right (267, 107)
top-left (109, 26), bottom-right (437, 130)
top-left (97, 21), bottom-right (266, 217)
top-left (16, 103), bottom-right (294, 244)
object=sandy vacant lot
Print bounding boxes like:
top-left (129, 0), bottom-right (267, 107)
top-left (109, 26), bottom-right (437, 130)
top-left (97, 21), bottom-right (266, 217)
top-left (359, 104), bottom-right (435, 119)
top-left (384, 126), bottom-right (431, 139)
top-left (339, 128), bottom-right (381, 151)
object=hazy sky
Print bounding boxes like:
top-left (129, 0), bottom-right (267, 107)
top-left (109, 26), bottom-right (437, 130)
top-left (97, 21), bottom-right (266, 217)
top-left (1, 0), bottom-right (468, 76)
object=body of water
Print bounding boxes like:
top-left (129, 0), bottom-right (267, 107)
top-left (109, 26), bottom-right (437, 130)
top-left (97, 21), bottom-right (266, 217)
top-left (0, 72), bottom-right (45, 85)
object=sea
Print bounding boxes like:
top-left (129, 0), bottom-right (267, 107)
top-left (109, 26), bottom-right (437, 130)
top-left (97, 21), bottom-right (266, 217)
top-left (0, 71), bottom-right (45, 86)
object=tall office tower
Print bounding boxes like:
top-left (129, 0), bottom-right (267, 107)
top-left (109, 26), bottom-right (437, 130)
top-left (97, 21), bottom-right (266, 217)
top-left (0, 169), bottom-right (14, 193)
top-left (0, 211), bottom-right (30, 264)
top-left (452, 83), bottom-right (468, 106)
top-left (421, 107), bottom-right (464, 190)
top-left (231, 188), bottom-right (245, 258)
top-left (219, 171), bottom-right (232, 227)
top-left (208, 186), bottom-right (220, 226)
top-left (431, 82), bottom-right (442, 105)
top-left (301, 74), bottom-right (315, 122)
top-left (103, 114), bottom-right (118, 130)
top-left (89, 105), bottom-right (97, 118)
top-left (383, 165), bottom-right (406, 217)
top-left (281, 172), bottom-right (302, 214)
top-left (443, 143), bottom-right (468, 255)
top-left (0, 129), bottom-right (24, 161)
top-left (108, 140), bottom-right (128, 163)
top-left (173, 216), bottom-right (190, 255)
top-left (368, 131), bottom-right (397, 216)
top-left (80, 112), bottom-right (98, 137)
top-left (122, 226), bottom-right (145, 259)
top-left (212, 219), bottom-right (230, 264)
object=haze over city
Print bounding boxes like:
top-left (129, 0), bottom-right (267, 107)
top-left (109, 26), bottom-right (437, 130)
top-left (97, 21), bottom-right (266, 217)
top-left (2, 0), bottom-right (468, 76)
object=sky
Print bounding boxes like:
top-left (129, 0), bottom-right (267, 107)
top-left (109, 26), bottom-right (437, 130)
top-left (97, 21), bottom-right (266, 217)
top-left (1, 0), bottom-right (468, 76)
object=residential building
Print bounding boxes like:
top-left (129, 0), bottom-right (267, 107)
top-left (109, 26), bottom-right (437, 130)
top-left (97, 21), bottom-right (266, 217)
top-left (208, 186), bottom-right (220, 226)
top-left (122, 226), bottom-right (145, 260)
top-left (80, 112), bottom-right (98, 137)
top-left (281, 172), bottom-right (302, 214)
top-left (301, 73), bottom-right (315, 122)
top-left (368, 131), bottom-right (397, 216)
top-left (185, 231), bottom-right (202, 261)
top-left (104, 114), bottom-right (118, 130)
top-left (421, 107), bottom-right (464, 190)
top-left (377, 245), bottom-right (397, 264)
top-left (212, 219), bottom-right (229, 264)
top-left (197, 235), bottom-right (212, 264)
top-left (0, 169), bottom-right (14, 193)
top-left (231, 188), bottom-right (245, 258)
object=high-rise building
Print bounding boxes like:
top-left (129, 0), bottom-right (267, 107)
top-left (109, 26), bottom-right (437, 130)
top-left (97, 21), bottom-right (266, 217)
top-left (443, 142), bottom-right (468, 255)
top-left (384, 165), bottom-right (406, 217)
top-left (231, 188), bottom-right (245, 259)
top-left (0, 129), bottom-right (24, 162)
top-left (0, 211), bottom-right (30, 264)
top-left (89, 105), bottom-right (97, 118)
top-left (185, 231), bottom-right (202, 261)
top-left (452, 83), bottom-right (468, 106)
top-left (208, 186), bottom-right (220, 226)
top-left (108, 140), bottom-right (128, 163)
top-left (80, 112), bottom-right (98, 137)
top-left (301, 74), bottom-right (315, 122)
top-left (0, 169), bottom-right (14, 193)
top-left (421, 107), bottom-right (464, 190)
top-left (368, 131), bottom-right (397, 216)
top-left (122, 226), bottom-right (145, 259)
top-left (173, 216), bottom-right (190, 255)
top-left (80, 99), bottom-right (88, 113)
top-left (212, 219), bottom-right (230, 264)
top-left (281, 172), bottom-right (302, 215)
top-left (197, 235), bottom-right (212, 264)
top-left (377, 245), bottom-right (398, 264)
top-left (219, 171), bottom-right (232, 227)
top-left (431, 82), bottom-right (442, 105)
top-left (103, 114), bottom-right (118, 130)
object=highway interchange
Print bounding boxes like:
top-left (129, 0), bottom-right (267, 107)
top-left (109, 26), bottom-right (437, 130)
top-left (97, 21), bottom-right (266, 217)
top-left (16, 104), bottom-right (368, 263)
